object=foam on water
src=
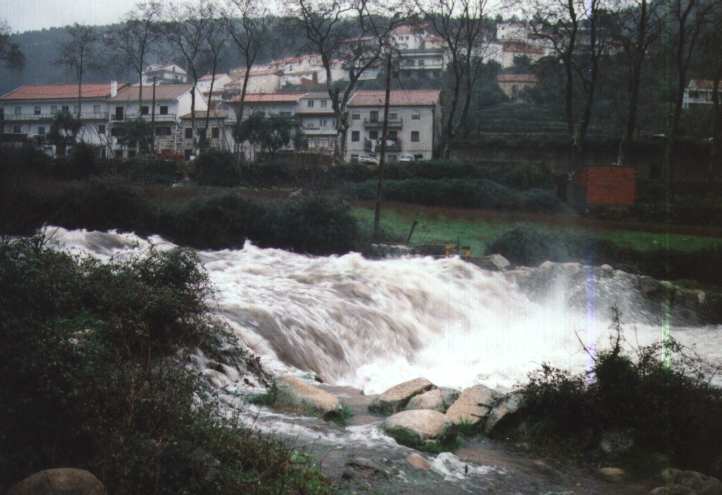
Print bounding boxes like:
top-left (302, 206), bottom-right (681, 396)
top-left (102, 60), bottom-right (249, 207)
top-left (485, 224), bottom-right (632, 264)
top-left (46, 227), bottom-right (722, 395)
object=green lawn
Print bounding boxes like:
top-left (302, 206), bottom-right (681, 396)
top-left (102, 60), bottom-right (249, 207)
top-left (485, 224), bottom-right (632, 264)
top-left (353, 206), bottom-right (722, 257)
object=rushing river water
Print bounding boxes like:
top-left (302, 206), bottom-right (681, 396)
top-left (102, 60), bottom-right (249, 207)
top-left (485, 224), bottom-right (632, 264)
top-left (47, 226), bottom-right (722, 395)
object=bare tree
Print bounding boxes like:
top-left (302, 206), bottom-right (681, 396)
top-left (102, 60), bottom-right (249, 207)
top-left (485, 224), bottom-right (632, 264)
top-left (293, 0), bottom-right (399, 162)
top-left (109, 1), bottom-right (162, 109)
top-left (56, 23), bottom-right (100, 120)
top-left (164, 0), bottom-right (215, 155)
top-left (416, 0), bottom-right (487, 158)
top-left (0, 20), bottom-right (24, 70)
top-left (200, 4), bottom-right (227, 146)
top-left (661, 0), bottom-right (713, 181)
top-left (225, 0), bottom-right (268, 130)
top-left (699, 3), bottom-right (722, 176)
top-left (610, 0), bottom-right (661, 165)
top-left (529, 0), bottom-right (610, 170)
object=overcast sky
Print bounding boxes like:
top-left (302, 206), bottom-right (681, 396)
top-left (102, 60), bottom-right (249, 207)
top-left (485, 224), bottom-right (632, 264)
top-left (2, 0), bottom-right (144, 32)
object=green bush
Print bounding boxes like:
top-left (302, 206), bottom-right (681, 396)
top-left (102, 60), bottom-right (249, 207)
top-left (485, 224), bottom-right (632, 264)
top-left (193, 150), bottom-right (242, 187)
top-left (0, 236), bottom-right (331, 494)
top-left (345, 178), bottom-right (565, 213)
top-left (486, 226), bottom-right (619, 265)
top-left (520, 312), bottom-right (722, 477)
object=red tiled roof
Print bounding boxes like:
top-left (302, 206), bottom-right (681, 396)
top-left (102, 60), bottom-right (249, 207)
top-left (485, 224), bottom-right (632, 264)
top-left (0, 83), bottom-right (115, 101)
top-left (233, 92), bottom-right (306, 104)
top-left (689, 79), bottom-right (718, 90)
top-left (110, 84), bottom-right (192, 102)
top-left (349, 90), bottom-right (440, 107)
top-left (497, 73), bottom-right (538, 83)
top-left (503, 41), bottom-right (544, 55)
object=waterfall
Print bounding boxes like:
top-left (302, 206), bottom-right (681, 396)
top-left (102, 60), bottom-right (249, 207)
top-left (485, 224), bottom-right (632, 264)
top-left (47, 227), bottom-right (722, 395)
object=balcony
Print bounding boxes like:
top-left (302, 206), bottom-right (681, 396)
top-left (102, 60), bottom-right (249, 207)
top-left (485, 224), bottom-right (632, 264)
top-left (112, 113), bottom-right (177, 122)
top-left (363, 118), bottom-right (403, 129)
top-left (301, 125), bottom-right (337, 136)
top-left (364, 137), bottom-right (402, 153)
top-left (3, 112), bottom-right (109, 122)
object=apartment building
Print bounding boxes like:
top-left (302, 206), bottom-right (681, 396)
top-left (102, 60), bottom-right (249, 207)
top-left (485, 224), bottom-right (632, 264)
top-left (108, 84), bottom-right (205, 158)
top-left (0, 82), bottom-right (121, 156)
top-left (345, 90), bottom-right (441, 162)
top-left (683, 80), bottom-right (721, 109)
top-left (391, 24), bottom-right (447, 74)
top-left (142, 64), bottom-right (188, 85)
top-left (180, 110), bottom-right (235, 156)
top-left (296, 92), bottom-right (337, 154)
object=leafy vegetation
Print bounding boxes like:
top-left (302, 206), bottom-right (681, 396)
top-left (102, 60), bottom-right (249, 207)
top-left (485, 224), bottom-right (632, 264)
top-left (518, 311), bottom-right (722, 478)
top-left (0, 236), bottom-right (331, 493)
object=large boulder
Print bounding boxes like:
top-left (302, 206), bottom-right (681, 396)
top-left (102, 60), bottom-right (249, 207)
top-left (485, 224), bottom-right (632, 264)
top-left (383, 409), bottom-right (454, 450)
top-left (406, 388), bottom-right (459, 413)
top-left (650, 469), bottom-right (722, 495)
top-left (369, 378), bottom-right (435, 415)
top-left (275, 375), bottom-right (342, 417)
top-left (8, 468), bottom-right (105, 495)
top-left (445, 384), bottom-right (498, 428)
top-left (473, 254), bottom-right (511, 271)
top-left (484, 391), bottom-right (523, 435)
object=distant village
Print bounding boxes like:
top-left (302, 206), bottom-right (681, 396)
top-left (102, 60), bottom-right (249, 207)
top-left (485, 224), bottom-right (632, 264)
top-left (0, 21), bottom-right (557, 163)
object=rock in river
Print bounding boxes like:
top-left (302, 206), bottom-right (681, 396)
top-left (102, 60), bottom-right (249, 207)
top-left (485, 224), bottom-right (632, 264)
top-left (369, 377), bottom-right (435, 415)
top-left (384, 409), bottom-right (454, 450)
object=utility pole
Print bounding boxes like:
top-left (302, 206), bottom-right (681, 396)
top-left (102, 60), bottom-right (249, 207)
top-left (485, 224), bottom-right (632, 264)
top-left (373, 50), bottom-right (393, 241)
top-left (151, 76), bottom-right (157, 154)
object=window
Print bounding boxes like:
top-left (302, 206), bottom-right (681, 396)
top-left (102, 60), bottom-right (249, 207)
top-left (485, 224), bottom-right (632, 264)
top-left (411, 131), bottom-right (420, 142)
top-left (320, 118), bottom-right (327, 128)
top-left (13, 125), bottom-right (21, 134)
top-left (34, 106), bottom-right (41, 115)
top-left (37, 126), bottom-right (45, 136)
top-left (114, 107), bottom-right (124, 120)
top-left (160, 106), bottom-right (169, 115)
top-left (370, 111), bottom-right (379, 122)
top-left (185, 128), bottom-right (193, 139)
top-left (211, 127), bottom-right (220, 138)
top-left (156, 127), bottom-right (172, 136)
top-left (320, 99), bottom-right (327, 108)
top-left (0, 108), bottom-right (3, 120)
top-left (141, 106), bottom-right (150, 115)
top-left (14, 106), bottom-right (21, 115)
top-left (351, 130), bottom-right (360, 142)
top-left (352, 113), bottom-right (360, 120)
top-left (51, 105), bottom-right (58, 114)
top-left (62, 105), bottom-right (70, 113)
top-left (98, 124), bottom-right (106, 134)
top-left (411, 112), bottom-right (421, 120)
top-left (389, 113), bottom-right (398, 120)
top-left (93, 104), bottom-right (101, 114)
top-left (389, 130), bottom-right (397, 139)
top-left (369, 130), bottom-right (378, 140)
top-left (307, 99), bottom-right (315, 108)
top-left (414, 154), bottom-right (423, 160)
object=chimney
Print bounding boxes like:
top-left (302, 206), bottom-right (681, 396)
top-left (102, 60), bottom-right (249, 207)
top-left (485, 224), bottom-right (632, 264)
top-left (111, 80), bottom-right (118, 97)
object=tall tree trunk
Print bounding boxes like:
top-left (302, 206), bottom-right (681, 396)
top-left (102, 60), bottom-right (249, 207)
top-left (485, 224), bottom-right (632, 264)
top-left (373, 52), bottom-right (393, 241)
top-left (710, 67), bottom-right (722, 178)
top-left (190, 82), bottom-right (197, 156)
top-left (441, 67), bottom-right (463, 159)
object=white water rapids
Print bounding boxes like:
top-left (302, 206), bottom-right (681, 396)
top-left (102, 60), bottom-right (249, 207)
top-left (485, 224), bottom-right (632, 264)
top-left (47, 227), bottom-right (722, 395)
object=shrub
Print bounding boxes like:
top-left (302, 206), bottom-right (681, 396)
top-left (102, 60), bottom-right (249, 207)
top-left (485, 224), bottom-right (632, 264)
top-left (118, 157), bottom-right (182, 185)
top-left (520, 312), bottom-right (722, 477)
top-left (345, 178), bottom-right (565, 213)
top-left (486, 226), bottom-right (619, 265)
top-left (0, 236), bottom-right (331, 494)
top-left (193, 150), bottom-right (242, 187)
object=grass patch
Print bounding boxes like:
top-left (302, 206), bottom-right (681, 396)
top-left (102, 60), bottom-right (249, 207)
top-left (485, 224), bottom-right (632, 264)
top-left (327, 404), bottom-right (354, 427)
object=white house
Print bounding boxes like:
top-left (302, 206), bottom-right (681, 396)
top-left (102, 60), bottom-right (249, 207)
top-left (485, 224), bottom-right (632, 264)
top-left (0, 82), bottom-right (121, 157)
top-left (108, 83), bottom-right (205, 159)
top-left (297, 92), bottom-right (337, 154)
top-left (391, 24), bottom-right (447, 74)
top-left (345, 89), bottom-right (441, 162)
top-left (683, 79), bottom-right (721, 109)
top-left (197, 72), bottom-right (231, 101)
top-left (142, 64), bottom-right (188, 85)
top-left (225, 66), bottom-right (282, 95)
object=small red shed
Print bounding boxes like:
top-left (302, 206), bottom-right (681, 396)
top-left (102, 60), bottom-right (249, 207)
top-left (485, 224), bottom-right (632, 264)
top-left (574, 166), bottom-right (636, 207)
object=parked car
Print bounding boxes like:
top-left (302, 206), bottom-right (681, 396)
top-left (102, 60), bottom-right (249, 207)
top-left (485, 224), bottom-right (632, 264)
top-left (398, 153), bottom-right (416, 162)
top-left (358, 154), bottom-right (379, 165)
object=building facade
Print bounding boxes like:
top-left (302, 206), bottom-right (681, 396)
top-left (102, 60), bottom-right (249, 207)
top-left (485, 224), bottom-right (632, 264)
top-left (142, 64), bottom-right (188, 85)
top-left (684, 80), bottom-right (721, 108)
top-left (0, 82), bottom-right (121, 157)
top-left (345, 90), bottom-right (441, 162)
